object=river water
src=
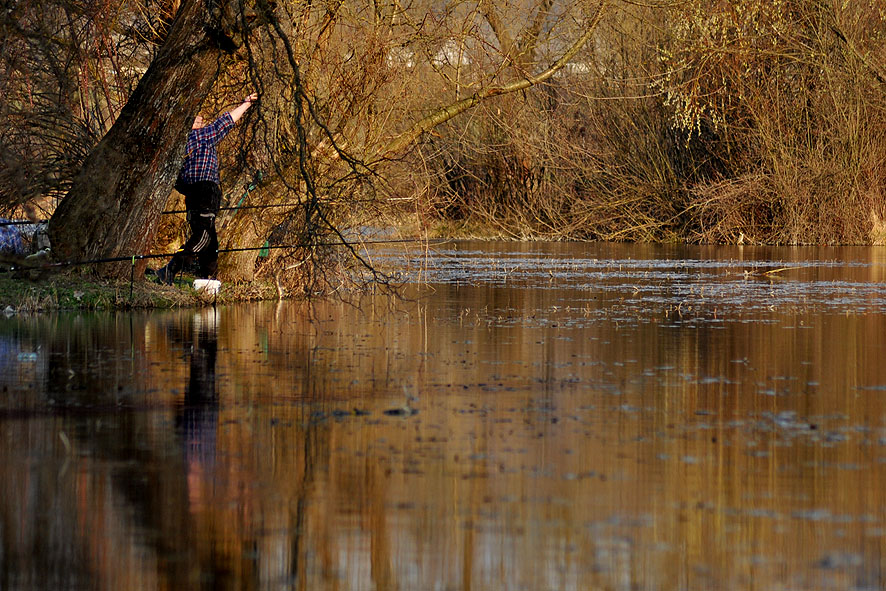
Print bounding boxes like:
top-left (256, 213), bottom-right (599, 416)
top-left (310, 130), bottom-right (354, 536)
top-left (3, 241), bottom-right (886, 590)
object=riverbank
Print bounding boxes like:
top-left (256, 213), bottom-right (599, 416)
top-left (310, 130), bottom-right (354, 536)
top-left (0, 271), bottom-right (279, 314)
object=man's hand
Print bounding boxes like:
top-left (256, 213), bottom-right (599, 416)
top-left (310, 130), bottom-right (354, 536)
top-left (230, 92), bottom-right (258, 123)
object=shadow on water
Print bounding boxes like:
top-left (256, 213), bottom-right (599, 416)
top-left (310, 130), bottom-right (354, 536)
top-left (3, 241), bottom-right (886, 589)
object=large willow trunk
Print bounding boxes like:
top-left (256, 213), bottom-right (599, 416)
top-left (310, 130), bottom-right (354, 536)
top-left (217, 209), bottom-right (269, 281)
top-left (48, 0), bottom-right (245, 278)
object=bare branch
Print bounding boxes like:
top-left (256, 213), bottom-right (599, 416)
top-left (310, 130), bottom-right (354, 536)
top-left (377, 1), bottom-right (608, 159)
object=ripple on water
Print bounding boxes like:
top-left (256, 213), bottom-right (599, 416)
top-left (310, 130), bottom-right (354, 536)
top-left (368, 242), bottom-right (886, 316)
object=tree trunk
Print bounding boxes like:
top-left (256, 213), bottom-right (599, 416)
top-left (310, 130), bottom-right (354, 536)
top-left (217, 210), bottom-right (267, 282)
top-left (214, 172), bottom-right (303, 282)
top-left (48, 0), bottom-right (244, 278)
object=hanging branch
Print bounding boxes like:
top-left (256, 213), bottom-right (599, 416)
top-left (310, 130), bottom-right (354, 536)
top-left (253, 0), bottom-right (391, 287)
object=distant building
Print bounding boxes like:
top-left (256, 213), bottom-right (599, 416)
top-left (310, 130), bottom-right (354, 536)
top-left (432, 40), bottom-right (470, 68)
top-left (386, 39), bottom-right (472, 70)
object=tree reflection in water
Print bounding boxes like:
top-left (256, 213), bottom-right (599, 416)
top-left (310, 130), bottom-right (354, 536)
top-left (5, 242), bottom-right (886, 589)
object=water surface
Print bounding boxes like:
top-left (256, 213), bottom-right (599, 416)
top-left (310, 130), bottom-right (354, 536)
top-left (4, 241), bottom-right (886, 590)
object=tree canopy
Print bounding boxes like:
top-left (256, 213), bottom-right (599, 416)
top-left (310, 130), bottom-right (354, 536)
top-left (3, 0), bottom-right (886, 288)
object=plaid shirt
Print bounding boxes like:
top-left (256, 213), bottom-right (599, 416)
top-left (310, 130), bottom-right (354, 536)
top-left (177, 112), bottom-right (235, 185)
top-left (0, 220), bottom-right (27, 255)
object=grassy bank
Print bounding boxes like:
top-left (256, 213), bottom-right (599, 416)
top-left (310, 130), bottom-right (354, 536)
top-left (0, 272), bottom-right (279, 314)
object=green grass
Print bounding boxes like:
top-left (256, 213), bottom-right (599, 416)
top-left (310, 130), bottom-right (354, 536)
top-left (0, 270), bottom-right (279, 313)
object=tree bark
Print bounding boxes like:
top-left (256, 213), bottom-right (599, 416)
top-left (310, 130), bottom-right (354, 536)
top-left (48, 0), bottom-right (245, 277)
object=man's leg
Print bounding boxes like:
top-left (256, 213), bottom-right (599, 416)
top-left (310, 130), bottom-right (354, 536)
top-left (159, 182), bottom-right (220, 284)
top-left (196, 222), bottom-right (219, 278)
top-left (166, 215), bottom-right (210, 276)
top-left (193, 182), bottom-right (221, 278)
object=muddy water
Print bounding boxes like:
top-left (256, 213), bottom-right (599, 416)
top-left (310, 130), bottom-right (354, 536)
top-left (4, 241), bottom-right (886, 590)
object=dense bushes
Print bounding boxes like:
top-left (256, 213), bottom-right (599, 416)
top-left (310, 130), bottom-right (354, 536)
top-left (415, 1), bottom-right (886, 245)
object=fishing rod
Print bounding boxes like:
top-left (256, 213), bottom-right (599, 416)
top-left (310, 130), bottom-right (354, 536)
top-left (163, 170), bottom-right (380, 214)
top-left (161, 196), bottom-right (382, 215)
top-left (2, 200), bottom-right (375, 221)
top-left (217, 238), bottom-right (444, 254)
top-left (1, 237), bottom-right (446, 273)
top-left (162, 202), bottom-right (299, 215)
top-left (3, 201), bottom-right (354, 222)
top-left (3, 193), bottom-right (375, 223)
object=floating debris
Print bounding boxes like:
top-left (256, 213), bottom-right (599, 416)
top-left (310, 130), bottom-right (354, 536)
top-left (383, 406), bottom-right (418, 417)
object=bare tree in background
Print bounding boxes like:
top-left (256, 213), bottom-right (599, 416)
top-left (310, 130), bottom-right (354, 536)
top-left (0, 0), bottom-right (153, 211)
top-left (3, 0), bottom-right (606, 286)
top-left (659, 0), bottom-right (886, 244)
top-left (216, 0), bottom-right (607, 293)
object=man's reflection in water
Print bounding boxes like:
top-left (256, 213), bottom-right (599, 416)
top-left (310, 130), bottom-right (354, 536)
top-left (175, 308), bottom-right (219, 510)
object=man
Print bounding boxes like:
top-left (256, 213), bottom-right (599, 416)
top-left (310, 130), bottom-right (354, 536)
top-left (156, 93), bottom-right (258, 285)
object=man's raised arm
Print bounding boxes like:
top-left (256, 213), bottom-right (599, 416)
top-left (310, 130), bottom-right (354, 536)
top-left (229, 93), bottom-right (258, 124)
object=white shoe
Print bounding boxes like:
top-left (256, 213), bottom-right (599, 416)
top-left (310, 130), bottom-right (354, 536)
top-left (193, 279), bottom-right (221, 295)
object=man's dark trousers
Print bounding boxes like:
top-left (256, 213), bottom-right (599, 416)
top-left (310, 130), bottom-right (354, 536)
top-left (168, 181), bottom-right (221, 279)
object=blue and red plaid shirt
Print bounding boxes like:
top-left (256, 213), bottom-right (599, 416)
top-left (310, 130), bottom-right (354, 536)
top-left (0, 219), bottom-right (26, 255)
top-left (177, 112), bottom-right (235, 185)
